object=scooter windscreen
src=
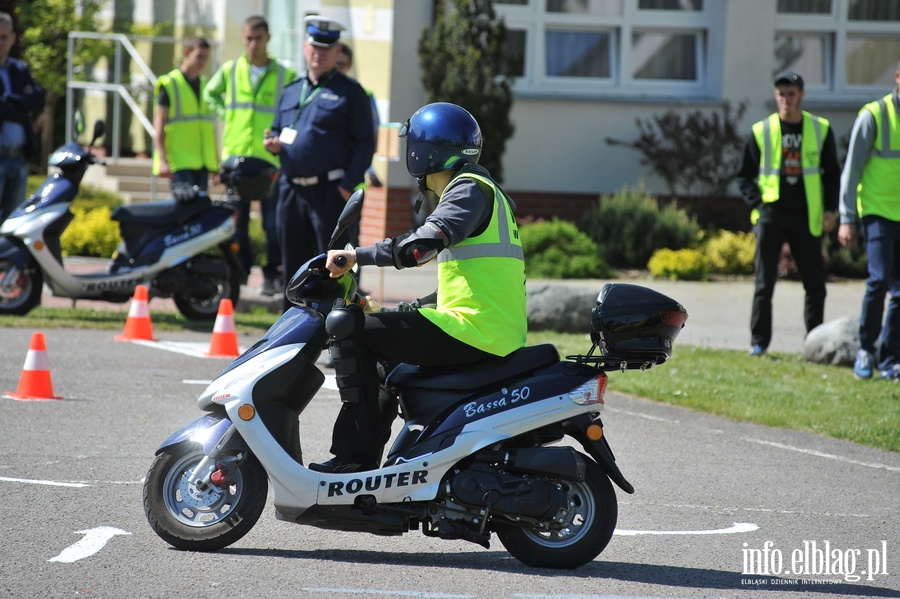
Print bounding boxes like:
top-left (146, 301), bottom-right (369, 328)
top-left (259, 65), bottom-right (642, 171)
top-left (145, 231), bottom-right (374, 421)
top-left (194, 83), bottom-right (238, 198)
top-left (285, 253), bottom-right (357, 307)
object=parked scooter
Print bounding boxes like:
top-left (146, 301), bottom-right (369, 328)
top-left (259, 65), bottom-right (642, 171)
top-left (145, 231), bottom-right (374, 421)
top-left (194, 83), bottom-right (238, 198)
top-left (143, 190), bottom-right (688, 568)
top-left (0, 119), bottom-right (276, 320)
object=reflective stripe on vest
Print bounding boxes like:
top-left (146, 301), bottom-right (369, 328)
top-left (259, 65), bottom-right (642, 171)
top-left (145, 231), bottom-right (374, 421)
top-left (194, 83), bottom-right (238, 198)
top-left (751, 111), bottom-right (828, 236)
top-left (419, 172), bottom-right (527, 357)
top-left (153, 69), bottom-right (218, 175)
top-left (857, 93), bottom-right (900, 219)
top-left (221, 56), bottom-right (291, 164)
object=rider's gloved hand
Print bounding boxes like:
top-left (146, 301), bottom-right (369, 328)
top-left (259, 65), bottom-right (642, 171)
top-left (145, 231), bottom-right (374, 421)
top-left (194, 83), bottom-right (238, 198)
top-left (172, 183), bottom-right (199, 203)
top-left (396, 299), bottom-right (420, 312)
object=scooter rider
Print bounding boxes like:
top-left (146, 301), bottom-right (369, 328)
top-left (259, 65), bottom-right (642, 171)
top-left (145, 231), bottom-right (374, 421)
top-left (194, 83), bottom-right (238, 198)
top-left (310, 102), bottom-right (527, 474)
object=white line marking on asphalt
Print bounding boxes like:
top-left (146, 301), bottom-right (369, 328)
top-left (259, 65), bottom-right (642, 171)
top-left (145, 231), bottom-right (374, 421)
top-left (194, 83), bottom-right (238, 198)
top-left (0, 476), bottom-right (89, 488)
top-left (302, 589), bottom-right (474, 598)
top-left (129, 339), bottom-right (242, 358)
top-left (48, 527), bottom-right (131, 563)
top-left (743, 438), bottom-right (900, 473)
top-left (614, 522), bottom-right (758, 536)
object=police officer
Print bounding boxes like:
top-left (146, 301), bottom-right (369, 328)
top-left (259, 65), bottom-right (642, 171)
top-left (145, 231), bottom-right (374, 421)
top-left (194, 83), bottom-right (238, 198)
top-left (308, 103), bottom-right (527, 474)
top-left (204, 15), bottom-right (295, 292)
top-left (152, 36), bottom-right (218, 193)
top-left (264, 16), bottom-right (375, 311)
top-left (736, 70), bottom-right (840, 356)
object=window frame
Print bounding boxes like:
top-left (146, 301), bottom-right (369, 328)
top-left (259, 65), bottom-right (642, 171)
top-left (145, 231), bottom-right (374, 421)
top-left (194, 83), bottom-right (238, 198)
top-left (775, 0), bottom-right (900, 100)
top-left (496, 0), bottom-right (722, 100)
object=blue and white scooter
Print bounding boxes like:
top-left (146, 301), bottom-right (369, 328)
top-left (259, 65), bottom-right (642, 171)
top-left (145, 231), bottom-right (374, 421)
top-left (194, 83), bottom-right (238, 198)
top-left (142, 190), bottom-right (689, 569)
top-left (0, 119), bottom-right (275, 320)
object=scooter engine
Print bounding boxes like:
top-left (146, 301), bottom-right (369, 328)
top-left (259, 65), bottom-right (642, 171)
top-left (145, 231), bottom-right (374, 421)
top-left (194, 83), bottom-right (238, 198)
top-left (448, 463), bottom-right (568, 519)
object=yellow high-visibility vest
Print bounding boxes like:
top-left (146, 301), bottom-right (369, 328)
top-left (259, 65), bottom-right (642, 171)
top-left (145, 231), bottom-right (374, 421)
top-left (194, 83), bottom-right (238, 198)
top-left (856, 94), bottom-right (900, 219)
top-left (153, 69), bottom-right (218, 175)
top-left (751, 111), bottom-right (829, 236)
top-left (419, 172), bottom-right (527, 357)
top-left (219, 56), bottom-right (294, 167)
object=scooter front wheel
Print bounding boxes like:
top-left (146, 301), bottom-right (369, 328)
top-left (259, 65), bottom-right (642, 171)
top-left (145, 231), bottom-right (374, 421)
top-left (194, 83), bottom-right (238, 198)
top-left (143, 442), bottom-right (267, 551)
top-left (0, 259), bottom-right (42, 315)
top-left (493, 457), bottom-right (617, 569)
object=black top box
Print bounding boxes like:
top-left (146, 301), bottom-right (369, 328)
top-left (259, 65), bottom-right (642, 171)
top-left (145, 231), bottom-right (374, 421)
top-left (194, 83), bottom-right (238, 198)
top-left (590, 283), bottom-right (688, 367)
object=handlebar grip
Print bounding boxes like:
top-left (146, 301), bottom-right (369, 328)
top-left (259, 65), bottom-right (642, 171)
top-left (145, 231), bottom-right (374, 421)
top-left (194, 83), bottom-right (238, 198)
top-left (335, 255), bottom-right (347, 267)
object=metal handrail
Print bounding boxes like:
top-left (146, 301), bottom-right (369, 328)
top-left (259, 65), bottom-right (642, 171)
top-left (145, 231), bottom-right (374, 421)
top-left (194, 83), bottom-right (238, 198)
top-left (65, 32), bottom-right (221, 161)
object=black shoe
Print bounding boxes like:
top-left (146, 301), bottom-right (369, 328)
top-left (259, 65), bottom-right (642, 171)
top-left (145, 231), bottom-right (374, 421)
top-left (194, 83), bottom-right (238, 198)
top-left (308, 457), bottom-right (377, 474)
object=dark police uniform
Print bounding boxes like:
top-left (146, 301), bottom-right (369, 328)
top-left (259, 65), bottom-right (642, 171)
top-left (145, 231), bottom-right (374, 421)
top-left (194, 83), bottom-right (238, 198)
top-left (270, 68), bottom-right (375, 309)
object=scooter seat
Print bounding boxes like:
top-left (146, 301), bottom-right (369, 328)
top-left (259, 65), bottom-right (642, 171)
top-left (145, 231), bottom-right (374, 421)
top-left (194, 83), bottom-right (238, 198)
top-left (111, 194), bottom-right (211, 227)
top-left (386, 344), bottom-right (560, 392)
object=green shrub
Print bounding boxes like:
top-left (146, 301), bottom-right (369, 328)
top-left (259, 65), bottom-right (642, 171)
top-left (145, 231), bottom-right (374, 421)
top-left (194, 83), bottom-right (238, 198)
top-left (578, 185), bottom-right (701, 269)
top-left (647, 248), bottom-right (708, 281)
top-left (520, 218), bottom-right (610, 279)
top-left (60, 206), bottom-right (121, 257)
top-left (704, 230), bottom-right (755, 275)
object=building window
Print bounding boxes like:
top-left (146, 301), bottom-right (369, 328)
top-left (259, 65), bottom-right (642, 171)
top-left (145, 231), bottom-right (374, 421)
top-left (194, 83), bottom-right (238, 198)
top-left (776, 0), bottom-right (900, 96)
top-left (546, 29), bottom-right (613, 77)
top-left (496, 0), bottom-right (718, 98)
top-left (632, 31), bottom-right (700, 80)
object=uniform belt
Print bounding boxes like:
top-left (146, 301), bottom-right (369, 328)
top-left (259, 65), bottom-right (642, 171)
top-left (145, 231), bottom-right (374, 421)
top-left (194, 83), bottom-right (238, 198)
top-left (0, 147), bottom-right (24, 159)
top-left (291, 169), bottom-right (345, 187)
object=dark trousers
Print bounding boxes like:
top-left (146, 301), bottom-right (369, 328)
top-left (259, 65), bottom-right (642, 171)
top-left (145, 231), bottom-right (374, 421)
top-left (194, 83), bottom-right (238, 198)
top-left (328, 310), bottom-right (494, 465)
top-left (276, 179), bottom-right (348, 311)
top-left (261, 182), bottom-right (281, 280)
top-left (859, 216), bottom-right (900, 369)
top-left (751, 213), bottom-right (826, 348)
top-left (169, 168), bottom-right (209, 192)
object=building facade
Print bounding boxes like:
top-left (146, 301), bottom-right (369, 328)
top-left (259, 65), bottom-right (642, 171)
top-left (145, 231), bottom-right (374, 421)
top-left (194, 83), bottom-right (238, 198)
top-left (93, 0), bottom-right (900, 236)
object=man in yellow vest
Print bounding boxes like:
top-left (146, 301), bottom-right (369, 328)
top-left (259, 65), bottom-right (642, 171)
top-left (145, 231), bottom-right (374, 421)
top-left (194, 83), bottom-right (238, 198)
top-left (152, 36), bottom-right (217, 194)
top-left (838, 57), bottom-right (900, 380)
top-left (204, 15), bottom-right (296, 294)
top-left (307, 103), bottom-right (527, 474)
top-left (736, 70), bottom-right (840, 356)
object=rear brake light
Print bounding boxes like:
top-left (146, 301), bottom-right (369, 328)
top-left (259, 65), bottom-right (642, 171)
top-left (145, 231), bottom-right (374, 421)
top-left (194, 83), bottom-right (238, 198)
top-left (660, 310), bottom-right (687, 327)
top-left (569, 373), bottom-right (607, 408)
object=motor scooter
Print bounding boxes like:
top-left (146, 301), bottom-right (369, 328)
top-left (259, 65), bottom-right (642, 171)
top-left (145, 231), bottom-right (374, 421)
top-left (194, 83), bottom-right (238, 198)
top-left (0, 119), bottom-right (276, 320)
top-left (143, 190), bottom-right (688, 568)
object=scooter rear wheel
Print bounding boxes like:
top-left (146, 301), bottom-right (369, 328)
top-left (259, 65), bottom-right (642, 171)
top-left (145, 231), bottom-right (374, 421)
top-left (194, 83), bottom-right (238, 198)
top-left (143, 442), bottom-right (267, 551)
top-left (0, 259), bottom-right (42, 315)
top-left (172, 256), bottom-right (241, 321)
top-left (493, 457), bottom-right (617, 569)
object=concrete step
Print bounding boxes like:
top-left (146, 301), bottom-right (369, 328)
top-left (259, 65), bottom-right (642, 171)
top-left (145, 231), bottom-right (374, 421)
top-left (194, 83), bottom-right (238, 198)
top-left (105, 159), bottom-right (153, 178)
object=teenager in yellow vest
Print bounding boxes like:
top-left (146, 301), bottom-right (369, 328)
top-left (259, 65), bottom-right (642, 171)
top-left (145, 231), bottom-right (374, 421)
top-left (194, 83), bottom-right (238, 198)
top-left (838, 58), bottom-right (900, 380)
top-left (152, 37), bottom-right (217, 193)
top-left (308, 103), bottom-right (527, 474)
top-left (204, 15), bottom-right (296, 292)
top-left (736, 71), bottom-right (840, 356)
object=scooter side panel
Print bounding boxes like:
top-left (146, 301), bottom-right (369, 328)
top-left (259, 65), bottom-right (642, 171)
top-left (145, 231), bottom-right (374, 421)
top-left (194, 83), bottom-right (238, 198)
top-left (0, 237), bottom-right (33, 270)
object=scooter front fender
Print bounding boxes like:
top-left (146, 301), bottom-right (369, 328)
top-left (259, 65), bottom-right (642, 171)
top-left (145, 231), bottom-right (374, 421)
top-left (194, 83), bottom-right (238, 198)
top-left (565, 413), bottom-right (635, 494)
top-left (156, 413), bottom-right (234, 455)
top-left (0, 236), bottom-right (33, 270)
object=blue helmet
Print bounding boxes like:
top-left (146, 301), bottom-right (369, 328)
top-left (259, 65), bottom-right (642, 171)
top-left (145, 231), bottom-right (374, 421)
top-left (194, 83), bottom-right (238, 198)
top-left (400, 102), bottom-right (482, 178)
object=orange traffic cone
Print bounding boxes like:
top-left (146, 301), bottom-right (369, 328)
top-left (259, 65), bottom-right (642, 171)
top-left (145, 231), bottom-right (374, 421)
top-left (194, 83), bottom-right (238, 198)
top-left (3, 332), bottom-right (61, 401)
top-left (115, 285), bottom-right (156, 342)
top-left (206, 299), bottom-right (240, 358)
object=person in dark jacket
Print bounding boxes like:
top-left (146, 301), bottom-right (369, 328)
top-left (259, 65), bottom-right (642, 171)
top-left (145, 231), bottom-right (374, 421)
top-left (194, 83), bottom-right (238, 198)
top-left (735, 70), bottom-right (840, 356)
top-left (0, 12), bottom-right (45, 224)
